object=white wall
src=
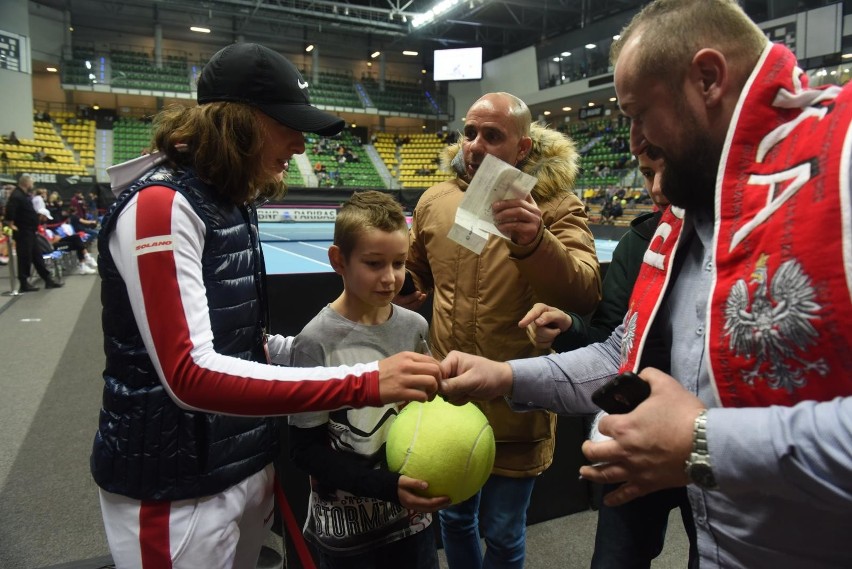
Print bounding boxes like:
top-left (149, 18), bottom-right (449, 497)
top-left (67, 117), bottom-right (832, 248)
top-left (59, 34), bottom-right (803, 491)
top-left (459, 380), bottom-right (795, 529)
top-left (0, 0), bottom-right (34, 140)
top-left (28, 1), bottom-right (64, 63)
top-left (802, 3), bottom-right (842, 59)
top-left (446, 46), bottom-right (539, 131)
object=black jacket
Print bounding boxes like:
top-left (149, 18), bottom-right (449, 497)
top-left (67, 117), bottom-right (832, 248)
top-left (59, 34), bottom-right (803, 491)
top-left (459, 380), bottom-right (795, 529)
top-left (5, 186), bottom-right (38, 232)
top-left (555, 210), bottom-right (667, 370)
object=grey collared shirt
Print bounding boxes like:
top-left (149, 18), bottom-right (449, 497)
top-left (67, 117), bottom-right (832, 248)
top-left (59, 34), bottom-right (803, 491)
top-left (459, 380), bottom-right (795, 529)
top-left (509, 211), bottom-right (852, 568)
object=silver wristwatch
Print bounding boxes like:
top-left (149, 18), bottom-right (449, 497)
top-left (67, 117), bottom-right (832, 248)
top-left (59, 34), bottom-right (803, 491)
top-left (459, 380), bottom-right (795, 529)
top-left (684, 410), bottom-right (718, 490)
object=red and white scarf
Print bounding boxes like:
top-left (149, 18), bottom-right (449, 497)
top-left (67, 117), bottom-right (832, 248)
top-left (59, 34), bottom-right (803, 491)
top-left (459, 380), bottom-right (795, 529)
top-left (621, 43), bottom-right (852, 407)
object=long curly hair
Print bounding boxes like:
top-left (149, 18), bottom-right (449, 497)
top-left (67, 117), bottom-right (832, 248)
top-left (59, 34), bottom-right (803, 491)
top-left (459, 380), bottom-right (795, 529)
top-left (151, 102), bottom-right (286, 205)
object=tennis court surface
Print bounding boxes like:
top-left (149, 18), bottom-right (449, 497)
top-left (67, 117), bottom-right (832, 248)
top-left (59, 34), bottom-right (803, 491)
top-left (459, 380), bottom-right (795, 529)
top-left (260, 219), bottom-right (617, 275)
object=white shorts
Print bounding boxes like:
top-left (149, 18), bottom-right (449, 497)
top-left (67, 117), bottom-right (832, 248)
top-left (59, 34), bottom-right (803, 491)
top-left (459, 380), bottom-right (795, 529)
top-left (99, 463), bottom-right (275, 569)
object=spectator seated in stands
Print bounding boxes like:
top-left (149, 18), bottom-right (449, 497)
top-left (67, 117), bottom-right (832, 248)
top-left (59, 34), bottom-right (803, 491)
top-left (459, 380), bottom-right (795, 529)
top-left (86, 191), bottom-right (99, 221)
top-left (69, 191), bottom-right (86, 219)
top-left (66, 207), bottom-right (99, 241)
top-left (612, 198), bottom-right (624, 221)
top-left (36, 207), bottom-right (97, 275)
top-left (615, 154), bottom-right (633, 169)
top-left (312, 137), bottom-right (330, 155)
top-left (600, 197), bottom-right (624, 225)
top-left (325, 169), bottom-right (343, 187)
top-left (32, 148), bottom-right (56, 162)
top-left (47, 191), bottom-right (64, 221)
top-left (314, 161), bottom-right (331, 185)
top-left (3, 131), bottom-right (20, 145)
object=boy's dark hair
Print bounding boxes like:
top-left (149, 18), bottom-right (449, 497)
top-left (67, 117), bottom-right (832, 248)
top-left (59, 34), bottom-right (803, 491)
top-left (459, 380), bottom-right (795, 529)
top-left (334, 190), bottom-right (407, 259)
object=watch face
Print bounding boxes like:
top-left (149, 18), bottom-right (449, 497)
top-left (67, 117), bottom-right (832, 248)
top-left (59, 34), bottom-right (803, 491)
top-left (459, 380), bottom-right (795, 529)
top-left (688, 461), bottom-right (717, 489)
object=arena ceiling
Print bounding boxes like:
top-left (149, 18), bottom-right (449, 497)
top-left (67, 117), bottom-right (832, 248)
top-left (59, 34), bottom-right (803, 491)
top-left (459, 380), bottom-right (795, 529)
top-left (31, 1), bottom-right (820, 122)
top-left (37, 0), bottom-right (649, 62)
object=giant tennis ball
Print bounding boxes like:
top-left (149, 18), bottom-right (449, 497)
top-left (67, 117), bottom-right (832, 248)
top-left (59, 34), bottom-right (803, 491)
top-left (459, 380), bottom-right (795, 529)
top-left (386, 396), bottom-right (495, 505)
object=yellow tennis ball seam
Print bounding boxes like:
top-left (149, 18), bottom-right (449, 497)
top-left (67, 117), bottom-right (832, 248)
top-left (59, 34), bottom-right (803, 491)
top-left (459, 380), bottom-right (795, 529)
top-left (462, 424), bottom-right (492, 477)
top-left (396, 403), bottom-right (424, 473)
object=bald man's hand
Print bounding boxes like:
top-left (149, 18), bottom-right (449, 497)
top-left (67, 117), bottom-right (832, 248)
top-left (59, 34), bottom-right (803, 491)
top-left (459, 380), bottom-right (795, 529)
top-left (492, 194), bottom-right (542, 247)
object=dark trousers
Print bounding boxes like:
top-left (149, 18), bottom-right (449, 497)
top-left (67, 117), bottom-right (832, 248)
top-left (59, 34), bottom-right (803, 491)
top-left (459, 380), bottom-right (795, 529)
top-left (15, 230), bottom-right (53, 286)
top-left (57, 234), bottom-right (87, 261)
top-left (591, 485), bottom-right (698, 569)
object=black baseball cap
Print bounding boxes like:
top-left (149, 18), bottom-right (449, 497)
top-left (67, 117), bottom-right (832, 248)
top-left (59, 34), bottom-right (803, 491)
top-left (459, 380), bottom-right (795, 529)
top-left (197, 43), bottom-right (345, 136)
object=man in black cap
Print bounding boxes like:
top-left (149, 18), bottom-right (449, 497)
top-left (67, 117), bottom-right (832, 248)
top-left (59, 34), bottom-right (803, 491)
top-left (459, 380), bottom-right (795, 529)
top-left (93, 43), bottom-right (441, 569)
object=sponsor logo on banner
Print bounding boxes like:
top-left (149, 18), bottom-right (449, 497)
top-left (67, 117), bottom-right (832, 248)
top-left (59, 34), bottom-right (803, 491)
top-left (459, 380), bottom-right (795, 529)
top-left (258, 208), bottom-right (338, 222)
top-left (20, 173), bottom-right (96, 185)
top-left (24, 173), bottom-right (58, 184)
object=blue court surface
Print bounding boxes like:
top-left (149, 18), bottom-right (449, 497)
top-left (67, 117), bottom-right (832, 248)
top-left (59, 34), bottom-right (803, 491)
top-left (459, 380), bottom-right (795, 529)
top-left (261, 222), bottom-right (618, 275)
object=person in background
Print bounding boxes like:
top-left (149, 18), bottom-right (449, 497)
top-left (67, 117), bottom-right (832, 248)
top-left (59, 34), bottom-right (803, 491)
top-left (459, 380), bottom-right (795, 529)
top-left (31, 188), bottom-right (50, 217)
top-left (67, 206), bottom-right (99, 241)
top-left (4, 174), bottom-right (63, 292)
top-left (36, 206), bottom-right (97, 276)
top-left (520, 148), bottom-right (698, 568)
top-left (438, 1), bottom-right (852, 567)
top-left (0, 184), bottom-right (11, 265)
top-left (399, 91), bottom-right (600, 569)
top-left (69, 190), bottom-right (86, 219)
top-left (92, 43), bottom-right (441, 569)
top-left (86, 191), bottom-right (99, 221)
top-left (289, 190), bottom-right (449, 569)
top-left (46, 191), bottom-right (64, 221)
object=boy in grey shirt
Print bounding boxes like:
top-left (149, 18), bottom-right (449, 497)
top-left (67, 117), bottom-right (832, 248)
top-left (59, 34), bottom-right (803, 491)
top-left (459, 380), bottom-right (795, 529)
top-left (288, 191), bottom-right (449, 568)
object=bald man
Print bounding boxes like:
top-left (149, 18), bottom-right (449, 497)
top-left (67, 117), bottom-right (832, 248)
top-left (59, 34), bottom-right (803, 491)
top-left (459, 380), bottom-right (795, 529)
top-left (400, 92), bottom-right (600, 568)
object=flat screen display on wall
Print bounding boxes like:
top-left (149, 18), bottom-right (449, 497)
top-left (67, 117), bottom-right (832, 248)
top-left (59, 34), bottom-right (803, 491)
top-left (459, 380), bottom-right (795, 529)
top-left (433, 47), bottom-right (483, 81)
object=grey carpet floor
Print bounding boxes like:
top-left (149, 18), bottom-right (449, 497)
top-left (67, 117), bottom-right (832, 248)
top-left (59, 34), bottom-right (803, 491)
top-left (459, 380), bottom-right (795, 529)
top-left (0, 274), bottom-right (689, 569)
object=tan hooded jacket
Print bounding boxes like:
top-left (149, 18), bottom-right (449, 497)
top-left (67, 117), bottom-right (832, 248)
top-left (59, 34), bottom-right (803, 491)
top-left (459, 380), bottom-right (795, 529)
top-left (407, 123), bottom-right (601, 477)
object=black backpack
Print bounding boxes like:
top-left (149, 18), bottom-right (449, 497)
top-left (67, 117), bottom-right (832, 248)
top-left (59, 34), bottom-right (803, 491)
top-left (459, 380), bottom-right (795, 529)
top-left (36, 233), bottom-right (54, 256)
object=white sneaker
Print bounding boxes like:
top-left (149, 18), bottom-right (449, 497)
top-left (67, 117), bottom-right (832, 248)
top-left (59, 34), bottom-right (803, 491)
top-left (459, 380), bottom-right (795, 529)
top-left (75, 263), bottom-right (97, 275)
top-left (84, 255), bottom-right (97, 268)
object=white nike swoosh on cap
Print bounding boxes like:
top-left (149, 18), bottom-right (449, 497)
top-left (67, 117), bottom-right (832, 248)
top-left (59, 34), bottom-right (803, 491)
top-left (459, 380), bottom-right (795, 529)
top-left (297, 79), bottom-right (309, 89)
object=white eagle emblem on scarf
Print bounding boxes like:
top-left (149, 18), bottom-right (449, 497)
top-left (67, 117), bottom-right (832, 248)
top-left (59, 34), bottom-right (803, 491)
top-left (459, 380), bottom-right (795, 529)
top-left (723, 254), bottom-right (828, 392)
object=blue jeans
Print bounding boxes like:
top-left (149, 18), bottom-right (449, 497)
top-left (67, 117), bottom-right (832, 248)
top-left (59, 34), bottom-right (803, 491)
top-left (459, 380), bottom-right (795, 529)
top-left (439, 475), bottom-right (536, 569)
top-left (591, 485), bottom-right (698, 569)
top-left (309, 525), bottom-right (438, 569)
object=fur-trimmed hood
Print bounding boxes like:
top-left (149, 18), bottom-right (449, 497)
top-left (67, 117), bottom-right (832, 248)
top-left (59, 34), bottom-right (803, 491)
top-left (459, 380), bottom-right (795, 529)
top-left (441, 122), bottom-right (579, 203)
